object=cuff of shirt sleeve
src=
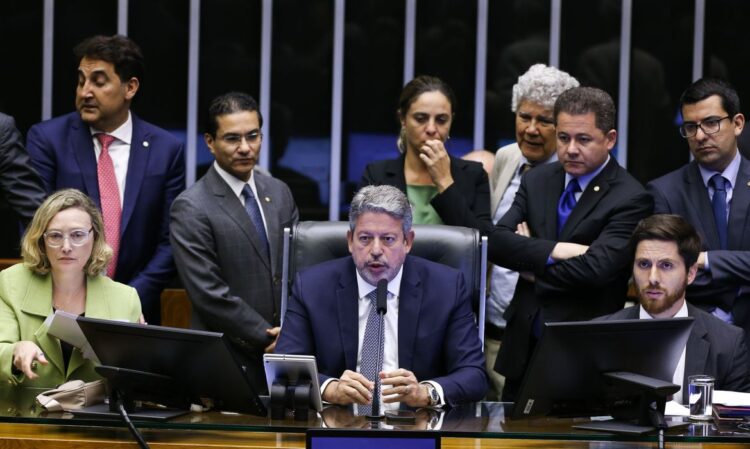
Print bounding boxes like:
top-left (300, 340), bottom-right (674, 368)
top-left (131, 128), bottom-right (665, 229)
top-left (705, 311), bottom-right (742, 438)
top-left (321, 378), bottom-right (338, 403)
top-left (703, 252), bottom-right (710, 271)
top-left (422, 380), bottom-right (445, 408)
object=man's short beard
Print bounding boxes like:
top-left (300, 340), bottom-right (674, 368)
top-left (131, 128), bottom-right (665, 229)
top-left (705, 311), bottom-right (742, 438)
top-left (639, 284), bottom-right (687, 316)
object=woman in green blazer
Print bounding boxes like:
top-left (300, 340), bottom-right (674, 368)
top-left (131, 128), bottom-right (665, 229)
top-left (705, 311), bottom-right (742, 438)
top-left (0, 189), bottom-right (142, 388)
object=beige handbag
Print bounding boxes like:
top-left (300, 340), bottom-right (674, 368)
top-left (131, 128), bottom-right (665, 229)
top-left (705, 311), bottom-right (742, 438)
top-left (36, 379), bottom-right (106, 412)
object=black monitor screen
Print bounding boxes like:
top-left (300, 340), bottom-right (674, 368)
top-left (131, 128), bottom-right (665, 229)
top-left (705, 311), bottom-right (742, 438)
top-left (512, 317), bottom-right (693, 420)
top-left (76, 316), bottom-right (266, 416)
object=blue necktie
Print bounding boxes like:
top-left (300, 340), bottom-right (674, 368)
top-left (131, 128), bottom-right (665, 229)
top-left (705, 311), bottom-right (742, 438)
top-left (358, 289), bottom-right (384, 416)
top-left (557, 178), bottom-right (581, 237)
top-left (710, 174), bottom-right (729, 250)
top-left (242, 185), bottom-right (270, 258)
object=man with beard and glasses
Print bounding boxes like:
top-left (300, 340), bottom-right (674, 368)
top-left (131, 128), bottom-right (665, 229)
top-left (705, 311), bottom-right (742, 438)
top-left (276, 185), bottom-right (486, 413)
top-left (597, 214), bottom-right (750, 403)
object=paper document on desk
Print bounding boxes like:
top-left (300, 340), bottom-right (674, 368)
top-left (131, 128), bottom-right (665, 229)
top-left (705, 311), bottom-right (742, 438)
top-left (713, 390), bottom-right (750, 406)
top-left (665, 401), bottom-right (689, 416)
top-left (45, 310), bottom-right (100, 364)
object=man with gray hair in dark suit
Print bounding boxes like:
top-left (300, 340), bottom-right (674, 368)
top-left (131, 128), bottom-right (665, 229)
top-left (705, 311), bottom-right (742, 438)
top-left (170, 92), bottom-right (298, 392)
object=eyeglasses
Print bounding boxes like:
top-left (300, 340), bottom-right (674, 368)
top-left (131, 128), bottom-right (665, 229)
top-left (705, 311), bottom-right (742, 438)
top-left (43, 228), bottom-right (94, 247)
top-left (220, 131), bottom-right (262, 146)
top-left (679, 116), bottom-right (731, 138)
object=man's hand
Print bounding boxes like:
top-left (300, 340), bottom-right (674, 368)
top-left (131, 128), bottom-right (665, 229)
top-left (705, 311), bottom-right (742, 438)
top-left (419, 139), bottom-right (454, 192)
top-left (697, 251), bottom-right (707, 269)
top-left (550, 242), bottom-right (589, 261)
top-left (264, 327), bottom-right (281, 353)
top-left (12, 341), bottom-right (48, 379)
top-left (380, 368), bottom-right (430, 407)
top-left (322, 370), bottom-right (373, 405)
top-left (516, 221), bottom-right (531, 237)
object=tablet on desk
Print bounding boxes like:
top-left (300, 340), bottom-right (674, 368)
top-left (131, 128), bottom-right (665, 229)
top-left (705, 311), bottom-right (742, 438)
top-left (263, 353), bottom-right (323, 411)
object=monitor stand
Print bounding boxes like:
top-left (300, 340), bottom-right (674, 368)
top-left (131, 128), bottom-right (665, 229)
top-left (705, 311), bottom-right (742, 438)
top-left (573, 371), bottom-right (687, 435)
top-left (72, 365), bottom-right (190, 421)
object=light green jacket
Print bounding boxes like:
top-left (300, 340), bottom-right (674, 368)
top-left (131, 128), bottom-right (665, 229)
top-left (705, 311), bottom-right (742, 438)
top-left (0, 264), bottom-right (141, 388)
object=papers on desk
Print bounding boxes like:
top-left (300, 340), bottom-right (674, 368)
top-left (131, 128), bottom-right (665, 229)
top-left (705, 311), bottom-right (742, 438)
top-left (665, 401), bottom-right (689, 416)
top-left (44, 310), bottom-right (100, 364)
top-left (713, 390), bottom-right (750, 406)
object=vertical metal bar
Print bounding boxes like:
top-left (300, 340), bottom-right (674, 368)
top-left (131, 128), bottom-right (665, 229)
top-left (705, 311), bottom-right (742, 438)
top-left (473, 0), bottom-right (488, 151)
top-left (693, 0), bottom-right (705, 81)
top-left (549, 0), bottom-right (562, 67)
top-left (617, 0), bottom-right (632, 168)
top-left (185, 0), bottom-right (200, 187)
top-left (329, 0), bottom-right (345, 220)
top-left (42, 0), bottom-right (54, 120)
top-left (117, 0), bottom-right (129, 36)
top-left (403, 0), bottom-right (416, 84)
top-left (259, 0), bottom-right (274, 171)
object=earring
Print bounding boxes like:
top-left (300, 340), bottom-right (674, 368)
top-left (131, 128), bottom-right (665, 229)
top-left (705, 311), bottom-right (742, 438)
top-left (397, 126), bottom-right (406, 153)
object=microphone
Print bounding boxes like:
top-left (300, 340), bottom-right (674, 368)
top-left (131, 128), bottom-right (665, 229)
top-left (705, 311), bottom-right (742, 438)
top-left (376, 279), bottom-right (388, 315)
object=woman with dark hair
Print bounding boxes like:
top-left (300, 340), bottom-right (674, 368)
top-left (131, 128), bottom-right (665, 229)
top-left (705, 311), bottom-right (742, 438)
top-left (0, 189), bottom-right (142, 387)
top-left (360, 75), bottom-right (491, 231)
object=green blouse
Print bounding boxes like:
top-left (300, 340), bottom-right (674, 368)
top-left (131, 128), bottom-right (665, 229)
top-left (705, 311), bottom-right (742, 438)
top-left (406, 184), bottom-right (444, 225)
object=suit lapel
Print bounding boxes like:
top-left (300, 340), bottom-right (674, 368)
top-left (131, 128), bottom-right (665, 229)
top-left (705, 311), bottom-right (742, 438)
top-left (121, 116), bottom-right (151, 235)
top-left (255, 174), bottom-right (281, 275)
top-left (22, 275), bottom-right (64, 376)
top-left (386, 156), bottom-right (408, 192)
top-left (64, 276), bottom-right (110, 376)
top-left (543, 164), bottom-right (565, 239)
top-left (336, 265), bottom-right (360, 371)
top-left (397, 258), bottom-right (422, 370)
top-left (683, 306), bottom-right (709, 403)
top-left (207, 167), bottom-right (271, 270)
top-left (70, 117), bottom-right (100, 201)
top-left (728, 157), bottom-right (750, 248)
top-left (685, 163), bottom-right (722, 249)
top-left (560, 158), bottom-right (615, 239)
top-left (491, 152), bottom-right (521, 216)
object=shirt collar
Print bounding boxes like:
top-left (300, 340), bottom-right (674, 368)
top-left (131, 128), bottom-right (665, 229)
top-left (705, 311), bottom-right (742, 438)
top-left (565, 154), bottom-right (610, 192)
top-left (639, 298), bottom-right (689, 319)
top-left (89, 110), bottom-right (132, 145)
top-left (213, 161), bottom-right (257, 198)
top-left (698, 149), bottom-right (741, 189)
top-left (355, 265), bottom-right (404, 300)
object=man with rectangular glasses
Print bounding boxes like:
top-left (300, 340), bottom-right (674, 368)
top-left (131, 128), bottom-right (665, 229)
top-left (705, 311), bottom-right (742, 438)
top-left (648, 78), bottom-right (750, 349)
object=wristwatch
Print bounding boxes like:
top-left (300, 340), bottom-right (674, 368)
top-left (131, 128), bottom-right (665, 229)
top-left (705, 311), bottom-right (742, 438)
top-left (424, 383), bottom-right (440, 407)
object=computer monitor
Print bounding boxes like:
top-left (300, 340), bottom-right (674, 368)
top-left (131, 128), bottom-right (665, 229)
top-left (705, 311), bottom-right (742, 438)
top-left (511, 318), bottom-right (693, 428)
top-left (307, 429), bottom-right (440, 449)
top-left (76, 316), bottom-right (267, 417)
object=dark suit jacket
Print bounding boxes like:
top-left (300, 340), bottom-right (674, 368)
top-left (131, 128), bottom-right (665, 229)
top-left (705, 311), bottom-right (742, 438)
top-left (170, 165), bottom-right (298, 390)
top-left (26, 112), bottom-right (185, 322)
top-left (597, 304), bottom-right (750, 403)
top-left (489, 157), bottom-right (653, 383)
top-left (0, 113), bottom-right (45, 257)
top-left (360, 154), bottom-right (492, 233)
top-left (276, 255), bottom-right (488, 406)
top-left (648, 159), bottom-right (750, 346)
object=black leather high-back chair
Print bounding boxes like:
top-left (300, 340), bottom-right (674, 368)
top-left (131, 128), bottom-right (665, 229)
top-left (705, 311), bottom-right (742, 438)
top-left (280, 221), bottom-right (487, 343)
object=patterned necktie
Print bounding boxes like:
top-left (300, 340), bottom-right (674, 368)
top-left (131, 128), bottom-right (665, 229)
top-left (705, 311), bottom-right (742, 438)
top-left (241, 184), bottom-right (270, 258)
top-left (96, 133), bottom-right (121, 277)
top-left (557, 178), bottom-right (581, 237)
top-left (710, 174), bottom-right (729, 249)
top-left (519, 163), bottom-right (533, 175)
top-left (358, 289), bottom-right (384, 416)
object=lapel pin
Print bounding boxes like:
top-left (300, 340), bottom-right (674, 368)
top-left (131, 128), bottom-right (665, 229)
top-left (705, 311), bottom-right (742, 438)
top-left (593, 185), bottom-right (600, 192)
top-left (143, 141), bottom-right (149, 148)
top-left (264, 196), bottom-right (271, 202)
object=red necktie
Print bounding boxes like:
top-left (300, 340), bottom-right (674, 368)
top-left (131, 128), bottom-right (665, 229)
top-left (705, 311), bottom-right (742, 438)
top-left (96, 133), bottom-right (121, 277)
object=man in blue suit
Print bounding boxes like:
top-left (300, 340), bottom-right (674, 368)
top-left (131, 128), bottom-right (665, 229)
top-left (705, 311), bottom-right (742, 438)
top-left (26, 35), bottom-right (185, 323)
top-left (276, 185), bottom-right (487, 411)
top-left (648, 78), bottom-right (750, 349)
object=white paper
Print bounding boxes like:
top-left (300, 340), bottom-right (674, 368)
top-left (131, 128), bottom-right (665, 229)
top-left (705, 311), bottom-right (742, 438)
top-left (45, 310), bottom-right (100, 364)
top-left (713, 390), bottom-right (750, 406)
top-left (665, 400), bottom-right (690, 416)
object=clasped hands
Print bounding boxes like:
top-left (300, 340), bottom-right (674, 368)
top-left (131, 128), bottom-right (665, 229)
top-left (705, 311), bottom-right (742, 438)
top-left (515, 221), bottom-right (589, 282)
top-left (323, 368), bottom-right (432, 408)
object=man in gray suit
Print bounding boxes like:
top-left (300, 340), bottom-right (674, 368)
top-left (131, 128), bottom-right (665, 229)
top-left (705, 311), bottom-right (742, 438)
top-left (170, 92), bottom-right (298, 392)
top-left (597, 214), bottom-right (750, 402)
top-left (485, 64), bottom-right (578, 399)
top-left (0, 112), bottom-right (46, 257)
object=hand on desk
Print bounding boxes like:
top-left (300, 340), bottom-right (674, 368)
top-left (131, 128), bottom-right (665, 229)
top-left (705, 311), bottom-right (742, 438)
top-left (323, 370), bottom-right (373, 405)
top-left (381, 368), bottom-right (430, 408)
top-left (12, 341), bottom-right (48, 379)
